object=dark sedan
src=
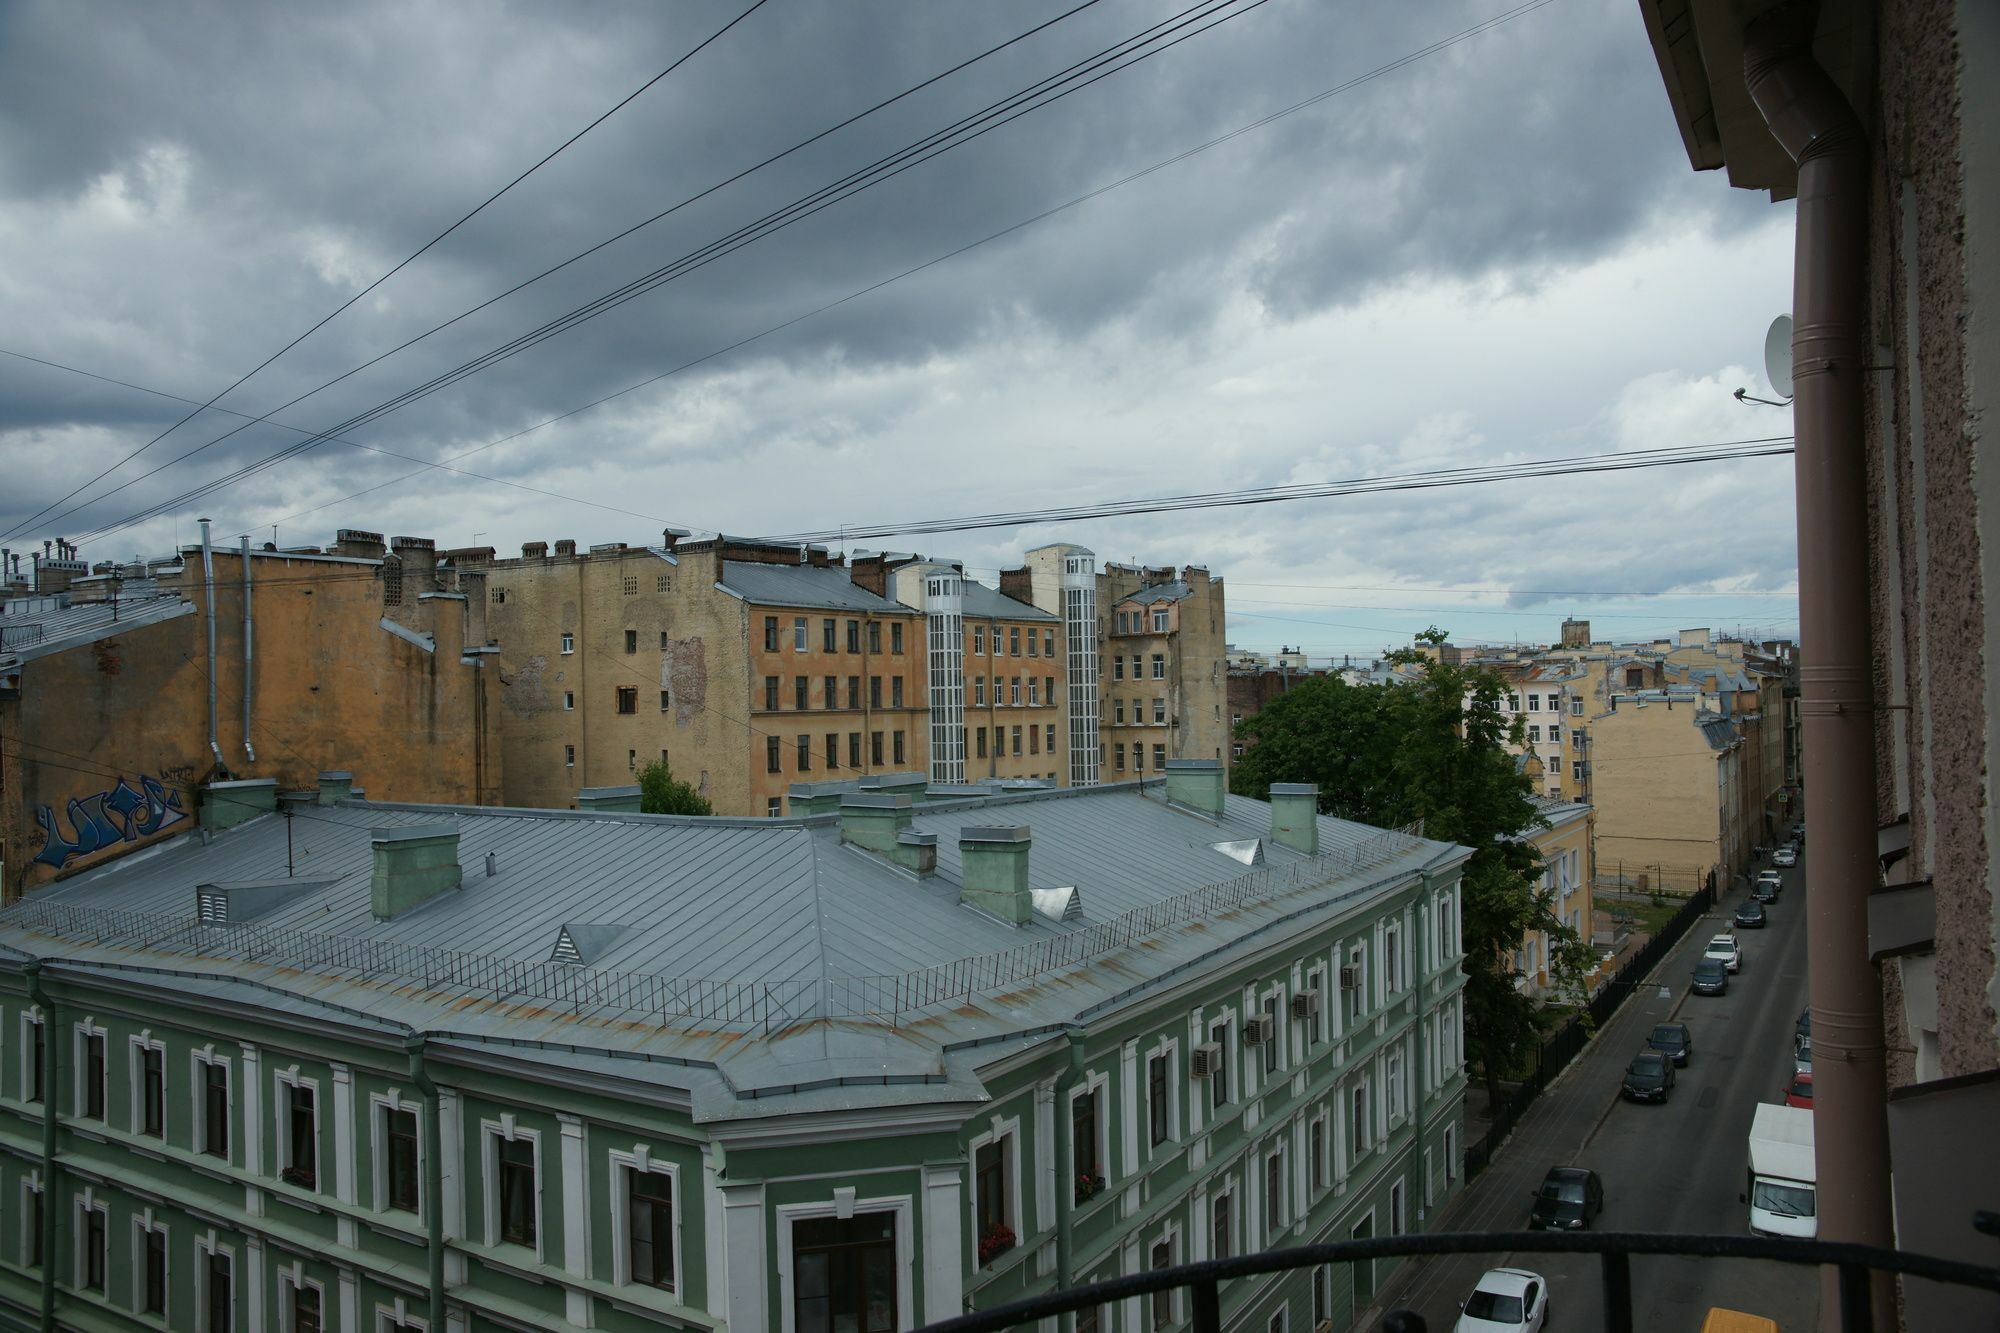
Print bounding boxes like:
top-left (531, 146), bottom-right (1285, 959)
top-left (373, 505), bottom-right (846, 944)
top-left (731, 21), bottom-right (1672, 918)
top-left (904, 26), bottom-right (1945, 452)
top-left (1622, 1051), bottom-right (1676, 1102)
top-left (1647, 1022), bottom-right (1692, 1065)
top-left (1692, 958), bottom-right (1730, 995)
top-left (1530, 1166), bottom-right (1604, 1230)
top-left (1750, 879), bottom-right (1779, 904)
top-left (1734, 899), bottom-right (1769, 928)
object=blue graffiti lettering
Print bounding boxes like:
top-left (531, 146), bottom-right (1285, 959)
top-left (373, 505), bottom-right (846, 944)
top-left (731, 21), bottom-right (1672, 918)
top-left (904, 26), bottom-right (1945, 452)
top-left (33, 773), bottom-right (189, 869)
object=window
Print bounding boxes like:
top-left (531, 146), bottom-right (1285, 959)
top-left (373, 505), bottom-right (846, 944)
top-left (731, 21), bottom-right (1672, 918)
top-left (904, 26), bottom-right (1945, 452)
top-left (1029, 726), bottom-right (1039, 755)
top-left (621, 576), bottom-right (638, 597)
top-left (381, 559), bottom-right (403, 606)
top-left (1268, 1311), bottom-right (1286, 1333)
top-left (384, 1106), bottom-right (419, 1212)
top-left (825, 734), bottom-right (838, 768)
top-left (1153, 744), bottom-right (1166, 771)
top-left (1114, 743), bottom-right (1125, 771)
top-left (24, 1182), bottom-right (42, 1267)
top-left (798, 736), bottom-right (812, 773)
top-left (974, 1133), bottom-right (1014, 1266)
top-left (497, 1135), bottom-right (538, 1247)
top-left (847, 676), bottom-right (860, 710)
top-left (1133, 745), bottom-right (1143, 773)
top-left (1351, 1082), bottom-right (1370, 1158)
top-left (765, 617), bottom-right (779, 651)
top-left (849, 734), bottom-right (862, 769)
top-left (891, 677), bottom-right (904, 708)
top-left (563, 691), bottom-right (575, 711)
top-left (1011, 677), bottom-right (1022, 706)
top-left (1047, 725), bottom-right (1056, 756)
top-left (1387, 1049), bottom-right (1405, 1123)
top-left (1310, 1117), bottom-right (1327, 1192)
top-left (25, 1014), bottom-right (43, 1103)
top-left (767, 797), bottom-right (783, 817)
top-left (1150, 1240), bottom-right (1173, 1330)
top-left (283, 1080), bottom-right (318, 1191)
top-left (1151, 653), bottom-right (1165, 679)
top-left (891, 623), bottom-right (904, 654)
top-left (974, 678), bottom-right (986, 707)
top-left (1548, 724), bottom-right (1561, 744)
top-left (1072, 1087), bottom-right (1103, 1201)
top-left (625, 629), bottom-right (638, 654)
top-left (199, 1057), bottom-right (230, 1159)
top-left (1044, 630), bottom-right (1055, 657)
top-left (1028, 678), bottom-right (1039, 706)
top-left (1044, 675), bottom-right (1055, 705)
top-left (1153, 698), bottom-right (1166, 724)
top-left (870, 676), bottom-right (882, 708)
top-left (140, 1043), bottom-right (165, 1137)
top-left (560, 633), bottom-right (574, 655)
top-left (660, 689), bottom-right (672, 712)
top-left (1527, 693), bottom-right (1541, 711)
top-left (1233, 743), bottom-right (1245, 759)
top-left (1113, 656), bottom-right (1125, 680)
top-left (1115, 700), bottom-right (1125, 725)
top-left (1385, 926), bottom-right (1400, 994)
top-left (491, 586), bottom-right (507, 604)
top-left (1262, 995), bottom-right (1280, 1075)
top-left (204, 1249), bottom-right (232, 1332)
top-left (823, 619), bottom-right (837, 652)
top-left (80, 1027), bottom-right (106, 1120)
top-left (871, 732), bottom-right (884, 766)
top-left (1571, 695), bottom-right (1585, 715)
top-left (1130, 654), bottom-right (1143, 678)
top-left (1026, 629), bottom-right (1038, 658)
top-left (1527, 724), bottom-right (1541, 743)
top-left (1625, 666), bottom-right (1645, 688)
top-left (794, 618), bottom-right (808, 651)
top-left (1009, 627), bottom-right (1021, 656)
top-left (1148, 1053), bottom-right (1171, 1147)
top-left (1307, 966), bottom-right (1327, 1045)
top-left (1152, 609), bottom-right (1169, 632)
top-left (142, 1223), bottom-right (167, 1314)
top-left (824, 675), bottom-right (838, 710)
top-left (847, 620), bottom-right (861, 654)
top-left (564, 744), bottom-right (575, 768)
top-left (627, 1167), bottom-right (676, 1290)
top-left (1011, 725), bottom-right (1022, 757)
top-left (973, 624), bottom-right (986, 654)
top-left (793, 1213), bottom-right (897, 1333)
top-left (767, 737), bottom-right (781, 773)
top-left (1573, 760), bottom-right (1586, 781)
top-left (1211, 1192), bottom-right (1233, 1261)
top-left (658, 574), bottom-right (672, 593)
top-left (81, 1198), bottom-right (107, 1291)
top-left (1390, 1178), bottom-right (1407, 1236)
top-left (616, 686), bottom-right (637, 715)
top-left (1313, 1267), bottom-right (1331, 1327)
top-left (893, 731), bottom-right (906, 765)
top-left (796, 676), bottom-right (810, 711)
top-left (1209, 1020), bottom-right (1230, 1109)
top-left (976, 728), bottom-right (988, 759)
top-left (764, 677), bottom-right (780, 710)
top-left (868, 622), bottom-right (882, 653)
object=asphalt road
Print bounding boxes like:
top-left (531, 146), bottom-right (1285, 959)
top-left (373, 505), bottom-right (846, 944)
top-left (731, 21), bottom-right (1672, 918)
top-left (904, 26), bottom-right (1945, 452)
top-left (1372, 854), bottom-right (1817, 1331)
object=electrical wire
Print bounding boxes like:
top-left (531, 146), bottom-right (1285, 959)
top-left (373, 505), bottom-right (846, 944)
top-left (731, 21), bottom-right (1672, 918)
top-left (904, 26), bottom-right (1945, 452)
top-left (0, 0), bottom-right (771, 546)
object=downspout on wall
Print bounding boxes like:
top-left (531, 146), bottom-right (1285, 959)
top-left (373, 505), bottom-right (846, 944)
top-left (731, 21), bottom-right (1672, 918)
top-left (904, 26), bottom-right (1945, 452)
top-left (1051, 1029), bottom-right (1085, 1333)
top-left (404, 1035), bottom-right (447, 1333)
top-left (1742, 8), bottom-right (1895, 1328)
top-left (199, 518), bottom-right (222, 769)
top-left (26, 961), bottom-right (58, 1332)
top-left (239, 535), bottom-right (256, 764)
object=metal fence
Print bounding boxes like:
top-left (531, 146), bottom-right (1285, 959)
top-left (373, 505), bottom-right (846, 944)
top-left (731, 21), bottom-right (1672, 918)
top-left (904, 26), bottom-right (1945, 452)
top-left (1464, 883), bottom-right (1713, 1178)
top-left (0, 826), bottom-right (1428, 1032)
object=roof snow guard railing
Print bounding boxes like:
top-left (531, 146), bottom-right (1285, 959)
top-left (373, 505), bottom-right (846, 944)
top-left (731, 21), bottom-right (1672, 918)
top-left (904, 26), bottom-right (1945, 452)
top-left (0, 826), bottom-right (1428, 1032)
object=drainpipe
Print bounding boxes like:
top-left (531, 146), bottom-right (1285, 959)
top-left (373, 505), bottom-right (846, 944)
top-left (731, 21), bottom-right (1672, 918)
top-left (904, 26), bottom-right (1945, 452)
top-left (239, 536), bottom-right (256, 764)
top-left (1742, 10), bottom-right (1894, 1329)
top-left (1050, 1029), bottom-right (1086, 1333)
top-left (199, 519), bottom-right (223, 768)
top-left (26, 961), bottom-right (58, 1332)
top-left (404, 1035), bottom-right (447, 1333)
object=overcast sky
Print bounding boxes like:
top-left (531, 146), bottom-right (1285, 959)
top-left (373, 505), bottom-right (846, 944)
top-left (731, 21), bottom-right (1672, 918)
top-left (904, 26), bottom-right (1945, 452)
top-left (0, 0), bottom-right (1801, 657)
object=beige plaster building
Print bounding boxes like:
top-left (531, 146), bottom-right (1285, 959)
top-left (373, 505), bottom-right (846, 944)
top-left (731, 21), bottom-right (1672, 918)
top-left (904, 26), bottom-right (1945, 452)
top-left (1516, 796), bottom-right (1593, 995)
top-left (1090, 563), bottom-right (1230, 782)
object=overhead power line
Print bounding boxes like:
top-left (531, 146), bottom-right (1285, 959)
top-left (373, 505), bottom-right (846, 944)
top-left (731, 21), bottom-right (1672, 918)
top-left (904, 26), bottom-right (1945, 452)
top-left (51, 0), bottom-right (1263, 548)
top-left (0, 0), bottom-right (770, 547)
top-left (759, 438), bottom-right (1797, 544)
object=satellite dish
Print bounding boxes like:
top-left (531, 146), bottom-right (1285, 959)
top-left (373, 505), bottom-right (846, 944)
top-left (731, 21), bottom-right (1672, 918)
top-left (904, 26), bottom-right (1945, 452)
top-left (1764, 314), bottom-right (1795, 399)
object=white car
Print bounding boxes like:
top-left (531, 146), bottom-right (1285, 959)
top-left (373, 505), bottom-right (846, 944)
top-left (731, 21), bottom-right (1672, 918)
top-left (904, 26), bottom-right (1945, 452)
top-left (1772, 845), bottom-right (1798, 868)
top-left (1455, 1267), bottom-right (1549, 1332)
top-left (1705, 933), bottom-right (1743, 973)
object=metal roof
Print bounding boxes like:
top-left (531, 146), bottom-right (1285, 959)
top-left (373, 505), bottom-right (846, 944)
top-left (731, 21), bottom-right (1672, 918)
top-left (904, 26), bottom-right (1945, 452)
top-left (0, 782), bottom-right (1468, 1118)
top-left (718, 561), bottom-right (916, 614)
top-left (960, 580), bottom-right (1055, 622)
top-left (0, 591), bottom-right (196, 665)
top-left (1118, 581), bottom-right (1192, 606)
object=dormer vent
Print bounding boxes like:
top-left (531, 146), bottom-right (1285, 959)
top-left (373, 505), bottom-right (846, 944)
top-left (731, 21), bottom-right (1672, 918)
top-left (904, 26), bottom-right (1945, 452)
top-left (1029, 885), bottom-right (1084, 923)
top-left (1211, 838), bottom-right (1265, 867)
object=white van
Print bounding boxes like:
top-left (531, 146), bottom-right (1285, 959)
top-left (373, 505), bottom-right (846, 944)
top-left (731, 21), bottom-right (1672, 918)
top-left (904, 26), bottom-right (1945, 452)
top-left (1744, 1103), bottom-right (1817, 1238)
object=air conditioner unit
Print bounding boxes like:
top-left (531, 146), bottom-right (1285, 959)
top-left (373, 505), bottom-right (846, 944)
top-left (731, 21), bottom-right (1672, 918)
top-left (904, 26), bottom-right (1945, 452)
top-left (1339, 965), bottom-right (1360, 991)
top-left (1291, 989), bottom-right (1321, 1020)
top-left (1190, 1042), bottom-right (1224, 1078)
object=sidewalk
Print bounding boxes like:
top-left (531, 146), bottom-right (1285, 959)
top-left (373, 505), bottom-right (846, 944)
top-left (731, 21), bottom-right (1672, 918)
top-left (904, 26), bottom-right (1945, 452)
top-left (1360, 910), bottom-right (1713, 1327)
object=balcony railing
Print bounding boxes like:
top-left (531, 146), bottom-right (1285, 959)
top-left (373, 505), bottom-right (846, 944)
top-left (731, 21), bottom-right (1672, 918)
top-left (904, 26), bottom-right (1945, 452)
top-left (917, 1229), bottom-right (2000, 1333)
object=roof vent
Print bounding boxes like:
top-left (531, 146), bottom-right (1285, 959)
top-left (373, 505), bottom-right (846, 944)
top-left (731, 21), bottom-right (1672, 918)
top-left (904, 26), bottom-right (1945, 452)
top-left (195, 878), bottom-right (337, 925)
top-left (1211, 839), bottom-right (1265, 867)
top-left (549, 924), bottom-right (629, 966)
top-left (1029, 885), bottom-right (1084, 923)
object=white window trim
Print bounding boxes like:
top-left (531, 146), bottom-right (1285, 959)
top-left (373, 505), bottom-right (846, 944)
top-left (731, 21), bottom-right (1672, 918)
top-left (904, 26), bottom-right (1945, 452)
top-left (1147, 1221), bottom-right (1183, 1330)
top-left (17, 1006), bottom-right (44, 1102)
top-left (1305, 965), bottom-right (1327, 1045)
top-left (129, 1030), bottom-right (167, 1138)
top-left (482, 1115), bottom-right (546, 1262)
top-left (1390, 1178), bottom-right (1407, 1237)
top-left (375, 1298), bottom-right (427, 1333)
top-left (1387, 1048), bottom-right (1406, 1125)
top-left (1144, 1039), bottom-right (1181, 1153)
top-left (1207, 1013), bottom-right (1235, 1111)
top-left (560, 633), bottom-right (575, 655)
top-left (1309, 1109), bottom-right (1331, 1196)
top-left (1268, 1308), bottom-right (1289, 1333)
top-left (74, 1186), bottom-right (109, 1293)
top-left (195, 1231), bottom-right (236, 1333)
top-left (774, 1194), bottom-right (914, 1333)
top-left (368, 1089), bottom-right (424, 1215)
top-left (1209, 1183), bottom-right (1237, 1261)
top-left (275, 1065), bottom-right (322, 1190)
top-left (563, 692), bottom-right (575, 711)
top-left (966, 1115), bottom-right (1023, 1249)
top-left (1263, 1141), bottom-right (1288, 1240)
top-left (131, 1207), bottom-right (170, 1319)
top-left (19, 1172), bottom-right (43, 1266)
top-left (190, 1046), bottom-right (231, 1160)
top-left (278, 1258), bottom-right (325, 1333)
top-left (72, 1016), bottom-right (108, 1121)
top-left (609, 1144), bottom-right (683, 1293)
top-left (1067, 1071), bottom-right (1113, 1192)
top-left (1349, 1077), bottom-right (1371, 1166)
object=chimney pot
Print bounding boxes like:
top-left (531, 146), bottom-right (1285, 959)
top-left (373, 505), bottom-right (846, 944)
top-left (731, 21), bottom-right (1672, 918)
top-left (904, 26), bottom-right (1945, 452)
top-left (370, 822), bottom-right (462, 920)
top-left (959, 825), bottom-right (1033, 923)
top-left (1268, 783), bottom-right (1320, 856)
top-left (1164, 758), bottom-right (1226, 818)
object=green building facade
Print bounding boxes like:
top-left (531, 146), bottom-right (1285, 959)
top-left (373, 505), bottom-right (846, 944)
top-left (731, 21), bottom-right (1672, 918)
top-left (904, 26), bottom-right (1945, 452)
top-left (0, 764), bottom-right (1468, 1332)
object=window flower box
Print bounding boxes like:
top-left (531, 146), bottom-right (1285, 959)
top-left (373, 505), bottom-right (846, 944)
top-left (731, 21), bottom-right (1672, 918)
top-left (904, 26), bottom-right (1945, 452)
top-left (1074, 1172), bottom-right (1108, 1204)
top-left (977, 1223), bottom-right (1017, 1265)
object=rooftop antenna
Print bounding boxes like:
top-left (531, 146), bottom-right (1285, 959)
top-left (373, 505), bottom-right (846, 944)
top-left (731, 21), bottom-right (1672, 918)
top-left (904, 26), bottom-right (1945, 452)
top-left (1735, 314), bottom-right (1796, 407)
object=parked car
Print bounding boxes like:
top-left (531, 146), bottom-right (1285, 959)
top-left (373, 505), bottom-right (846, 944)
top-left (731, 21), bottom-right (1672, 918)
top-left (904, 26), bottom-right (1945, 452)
top-left (1623, 1050), bottom-right (1676, 1103)
top-left (1795, 1037), bottom-right (1813, 1075)
top-left (1784, 1073), bottom-right (1815, 1109)
top-left (1455, 1267), bottom-right (1549, 1333)
top-left (1755, 868), bottom-right (1784, 890)
top-left (1796, 1008), bottom-right (1812, 1044)
top-left (1647, 1022), bottom-right (1693, 1065)
top-left (1773, 845), bottom-right (1799, 868)
top-left (1792, 821), bottom-right (1806, 845)
top-left (1704, 933), bottom-right (1743, 973)
top-left (1529, 1166), bottom-right (1604, 1230)
top-left (1751, 875), bottom-right (1780, 903)
top-left (1692, 958), bottom-right (1730, 995)
top-left (1734, 899), bottom-right (1768, 929)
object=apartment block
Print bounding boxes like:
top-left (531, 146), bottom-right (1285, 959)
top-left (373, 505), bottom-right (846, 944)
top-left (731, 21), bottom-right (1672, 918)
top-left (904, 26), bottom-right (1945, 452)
top-left (0, 762), bottom-right (1470, 1333)
top-left (1092, 563), bottom-right (1229, 784)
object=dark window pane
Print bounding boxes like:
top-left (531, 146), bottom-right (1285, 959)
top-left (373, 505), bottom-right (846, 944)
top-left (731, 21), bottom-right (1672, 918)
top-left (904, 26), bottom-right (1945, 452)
top-left (387, 1108), bottom-right (420, 1212)
top-left (499, 1137), bottom-right (537, 1246)
top-left (628, 1168), bottom-right (675, 1290)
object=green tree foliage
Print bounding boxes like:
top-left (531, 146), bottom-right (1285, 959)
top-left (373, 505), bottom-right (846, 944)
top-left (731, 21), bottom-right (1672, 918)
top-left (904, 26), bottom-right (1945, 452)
top-left (636, 761), bottom-right (712, 817)
top-left (1231, 629), bottom-right (1594, 1103)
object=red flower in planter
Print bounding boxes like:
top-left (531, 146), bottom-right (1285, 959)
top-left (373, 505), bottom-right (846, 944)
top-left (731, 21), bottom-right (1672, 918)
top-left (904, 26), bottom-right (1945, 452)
top-left (978, 1223), bottom-right (1017, 1264)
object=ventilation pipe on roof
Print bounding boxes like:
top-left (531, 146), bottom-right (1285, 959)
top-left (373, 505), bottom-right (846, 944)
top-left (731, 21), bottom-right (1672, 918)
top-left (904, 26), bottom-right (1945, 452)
top-left (1269, 783), bottom-right (1320, 857)
top-left (959, 826), bottom-right (1032, 924)
top-left (370, 823), bottom-right (462, 920)
top-left (1164, 758), bottom-right (1225, 819)
top-left (1742, 8), bottom-right (1893, 1324)
top-left (199, 518), bottom-right (222, 769)
top-left (239, 535), bottom-right (256, 763)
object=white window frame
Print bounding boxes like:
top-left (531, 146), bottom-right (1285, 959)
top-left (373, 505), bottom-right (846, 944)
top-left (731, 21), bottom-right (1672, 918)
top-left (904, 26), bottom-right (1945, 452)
top-left (1527, 724), bottom-right (1542, 743)
top-left (1387, 1048), bottom-right (1406, 1124)
top-left (483, 1115), bottom-right (545, 1260)
top-left (1268, 1309), bottom-right (1288, 1333)
top-left (774, 1194), bottom-right (914, 1333)
top-left (1148, 1222), bottom-right (1183, 1331)
top-left (1206, 1014), bottom-right (1234, 1111)
top-left (1571, 696), bottom-right (1585, 716)
top-left (1151, 610), bottom-right (1169, 633)
top-left (793, 617), bottom-right (808, 652)
top-left (1263, 1141), bottom-right (1288, 1238)
top-left (129, 1030), bottom-right (168, 1138)
top-left (1444, 1124), bottom-right (1459, 1184)
top-left (1209, 1184), bottom-right (1237, 1261)
top-left (195, 1231), bottom-right (236, 1333)
top-left (19, 1172), bottom-right (43, 1267)
top-left (131, 1207), bottom-right (171, 1319)
top-left (1309, 1110), bottom-right (1331, 1196)
top-left (560, 633), bottom-right (575, 655)
top-left (275, 1065), bottom-right (322, 1191)
top-left (1349, 1078), bottom-right (1371, 1166)
top-left (190, 1046), bottom-right (231, 1160)
top-left (73, 1016), bottom-right (109, 1121)
top-left (609, 1145), bottom-right (683, 1292)
top-left (1390, 1178), bottom-right (1407, 1236)
top-left (18, 1006), bottom-right (45, 1102)
top-left (563, 692), bottom-right (575, 711)
top-left (375, 1300), bottom-right (428, 1333)
top-left (1067, 1070), bottom-right (1113, 1193)
top-left (1144, 1039), bottom-right (1180, 1153)
top-left (1527, 694), bottom-right (1540, 711)
top-left (966, 1115), bottom-right (1023, 1258)
top-left (1384, 926), bottom-right (1400, 996)
top-left (368, 1089), bottom-right (424, 1215)
top-left (278, 1259), bottom-right (325, 1333)
top-left (74, 1186), bottom-right (110, 1293)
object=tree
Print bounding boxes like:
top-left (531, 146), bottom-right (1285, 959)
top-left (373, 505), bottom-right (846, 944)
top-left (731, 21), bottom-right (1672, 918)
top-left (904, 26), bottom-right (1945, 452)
top-left (636, 761), bottom-right (712, 816)
top-left (1232, 629), bottom-right (1594, 1105)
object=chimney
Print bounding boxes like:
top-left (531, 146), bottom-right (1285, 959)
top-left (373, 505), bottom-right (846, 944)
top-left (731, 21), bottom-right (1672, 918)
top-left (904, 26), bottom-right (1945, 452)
top-left (838, 793), bottom-right (935, 874)
top-left (1269, 783), bottom-right (1320, 856)
top-left (1164, 758), bottom-right (1225, 818)
top-left (317, 771), bottom-right (354, 805)
top-left (332, 529), bottom-right (387, 559)
top-left (370, 822), bottom-right (462, 920)
top-left (998, 566), bottom-right (1034, 605)
top-left (1678, 627), bottom-right (1711, 648)
top-left (959, 826), bottom-right (1032, 923)
top-left (848, 553), bottom-right (891, 596)
top-left (200, 777), bottom-right (279, 831)
top-left (522, 541), bottom-right (549, 560)
top-left (555, 539), bottom-right (577, 558)
top-left (859, 771), bottom-right (928, 801)
top-left (578, 785), bottom-right (643, 813)
top-left (390, 537), bottom-right (438, 593)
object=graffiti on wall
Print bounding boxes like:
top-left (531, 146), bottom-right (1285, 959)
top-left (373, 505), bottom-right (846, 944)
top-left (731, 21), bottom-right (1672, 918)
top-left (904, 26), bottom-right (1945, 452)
top-left (34, 774), bottom-right (190, 868)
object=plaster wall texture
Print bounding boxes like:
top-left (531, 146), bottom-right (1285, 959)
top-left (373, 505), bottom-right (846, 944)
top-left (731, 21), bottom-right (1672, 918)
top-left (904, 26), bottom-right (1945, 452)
top-left (1587, 700), bottom-right (1723, 889)
top-left (1097, 566), bottom-right (1229, 783)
